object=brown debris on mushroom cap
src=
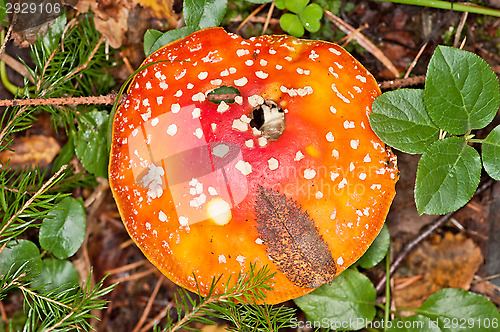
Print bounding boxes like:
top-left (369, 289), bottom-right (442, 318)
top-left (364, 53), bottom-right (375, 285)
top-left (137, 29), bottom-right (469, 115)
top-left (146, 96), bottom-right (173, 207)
top-left (109, 27), bottom-right (398, 304)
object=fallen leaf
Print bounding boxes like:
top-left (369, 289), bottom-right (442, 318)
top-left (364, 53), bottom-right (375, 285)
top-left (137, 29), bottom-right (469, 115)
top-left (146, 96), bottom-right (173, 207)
top-left (394, 232), bottom-right (483, 311)
top-left (255, 186), bottom-right (336, 288)
top-left (0, 135), bottom-right (60, 168)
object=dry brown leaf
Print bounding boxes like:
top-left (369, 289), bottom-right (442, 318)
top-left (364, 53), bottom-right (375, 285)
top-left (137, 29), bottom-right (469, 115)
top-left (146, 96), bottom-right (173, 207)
top-left (255, 186), bottom-right (336, 288)
top-left (0, 135), bottom-right (60, 168)
top-left (75, 0), bottom-right (131, 49)
top-left (394, 232), bottom-right (483, 311)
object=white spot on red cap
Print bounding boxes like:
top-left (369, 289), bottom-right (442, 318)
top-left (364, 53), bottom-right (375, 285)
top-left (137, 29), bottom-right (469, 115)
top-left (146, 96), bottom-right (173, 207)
top-left (343, 120), bottom-right (355, 129)
top-left (255, 238), bottom-right (264, 244)
top-left (255, 71), bottom-right (268, 79)
top-left (332, 149), bottom-right (339, 158)
top-left (192, 108), bottom-right (201, 119)
top-left (235, 160), bottom-right (252, 175)
top-left (171, 103), bottom-right (180, 113)
top-left (350, 139), bottom-right (360, 149)
top-left (326, 132), bottom-right (335, 142)
top-left (159, 211), bottom-right (168, 222)
top-left (338, 178), bottom-right (347, 189)
top-left (356, 75), bottom-right (367, 83)
top-left (217, 101), bottom-right (230, 113)
top-left (349, 162), bottom-right (355, 172)
top-left (160, 82), bottom-right (168, 90)
top-left (294, 151), bottom-right (305, 161)
top-left (276, 64), bottom-right (282, 70)
top-left (198, 71), bottom-right (208, 80)
top-left (245, 139), bottom-right (254, 148)
top-left (330, 106), bottom-right (337, 114)
top-left (304, 169), bottom-right (316, 179)
top-left (179, 216), bottom-right (189, 226)
top-left (232, 119), bottom-right (248, 132)
top-left (329, 47), bottom-right (341, 55)
top-left (259, 59), bottom-right (267, 66)
top-left (187, 83), bottom-right (194, 89)
top-left (337, 257), bottom-right (344, 265)
top-left (234, 96), bottom-right (243, 104)
top-left (371, 184), bottom-right (382, 190)
top-left (210, 79), bottom-right (222, 85)
top-left (192, 92), bottom-right (205, 102)
top-left (193, 128), bottom-right (203, 139)
top-left (268, 158), bottom-right (279, 170)
top-left (248, 95), bottom-right (264, 107)
top-left (146, 82), bottom-right (152, 90)
top-left (234, 77), bottom-right (248, 87)
top-left (331, 83), bottom-right (350, 103)
top-left (330, 172), bottom-right (339, 181)
top-left (363, 154), bottom-right (371, 163)
top-left (315, 191), bottom-right (323, 199)
top-left (167, 124), bottom-right (177, 136)
top-left (151, 117), bottom-right (159, 127)
top-left (245, 59), bottom-right (253, 66)
top-left (156, 96), bottom-right (163, 105)
top-left (174, 90), bottom-right (182, 97)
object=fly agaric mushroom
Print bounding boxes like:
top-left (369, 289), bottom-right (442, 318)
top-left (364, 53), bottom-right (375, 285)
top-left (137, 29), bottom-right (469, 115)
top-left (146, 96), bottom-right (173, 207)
top-left (109, 27), bottom-right (398, 304)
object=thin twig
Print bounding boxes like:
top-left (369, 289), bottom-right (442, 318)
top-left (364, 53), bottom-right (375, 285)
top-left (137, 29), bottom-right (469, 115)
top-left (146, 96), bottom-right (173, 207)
top-left (236, 3), bottom-right (266, 33)
top-left (375, 179), bottom-right (494, 294)
top-left (106, 260), bottom-right (149, 276)
top-left (0, 24), bottom-right (14, 59)
top-left (0, 93), bottom-right (120, 107)
top-left (110, 267), bottom-right (157, 284)
top-left (37, 46), bottom-right (59, 92)
top-left (0, 53), bottom-right (35, 83)
top-left (0, 165), bottom-right (67, 238)
top-left (262, 1), bottom-right (275, 35)
top-left (132, 278), bottom-right (164, 332)
top-left (139, 301), bottom-right (174, 332)
top-left (454, 12), bottom-right (469, 48)
top-left (324, 9), bottom-right (400, 78)
top-left (404, 42), bottom-right (428, 79)
top-left (379, 75), bottom-right (425, 90)
top-left (19, 285), bottom-right (72, 310)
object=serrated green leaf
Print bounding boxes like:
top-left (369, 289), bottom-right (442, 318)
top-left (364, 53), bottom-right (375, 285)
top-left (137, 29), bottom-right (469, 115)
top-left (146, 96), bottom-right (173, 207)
top-left (370, 89), bottom-right (440, 154)
top-left (284, 0), bottom-right (309, 13)
top-left (294, 269), bottom-right (376, 331)
top-left (143, 29), bottom-right (163, 57)
top-left (184, 0), bottom-right (227, 30)
top-left (280, 13), bottom-right (304, 37)
top-left (75, 110), bottom-right (109, 178)
top-left (146, 26), bottom-right (195, 57)
top-left (299, 3), bottom-right (323, 32)
top-left (418, 288), bottom-right (500, 332)
top-left (356, 224), bottom-right (389, 269)
top-left (0, 240), bottom-right (42, 277)
top-left (424, 46), bottom-right (500, 135)
top-left (482, 125), bottom-right (500, 181)
top-left (387, 315), bottom-right (442, 331)
top-left (39, 197), bottom-right (86, 259)
top-left (415, 137), bottom-right (481, 215)
top-left (31, 259), bottom-right (79, 293)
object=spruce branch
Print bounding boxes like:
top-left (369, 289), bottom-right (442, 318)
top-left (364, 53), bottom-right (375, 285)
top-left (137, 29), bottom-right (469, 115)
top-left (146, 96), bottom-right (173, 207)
top-left (0, 165), bottom-right (67, 246)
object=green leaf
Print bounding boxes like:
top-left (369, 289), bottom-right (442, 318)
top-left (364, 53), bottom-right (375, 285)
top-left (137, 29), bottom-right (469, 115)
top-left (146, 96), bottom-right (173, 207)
top-left (284, 0), bottom-right (309, 13)
top-left (370, 89), bottom-right (440, 154)
top-left (387, 315), bottom-right (442, 331)
top-left (75, 109), bottom-right (109, 178)
top-left (184, 0), bottom-right (227, 30)
top-left (146, 26), bottom-right (195, 57)
top-left (294, 269), bottom-right (376, 331)
top-left (275, 0), bottom-right (285, 10)
top-left (418, 288), bottom-right (500, 332)
top-left (51, 131), bottom-right (75, 174)
top-left (482, 125), bottom-right (500, 181)
top-left (41, 14), bottom-right (67, 54)
top-left (39, 197), bottom-right (86, 259)
top-left (415, 136), bottom-right (481, 215)
top-left (280, 13), bottom-right (304, 37)
top-left (0, 240), bottom-right (42, 277)
top-left (299, 3), bottom-right (323, 33)
top-left (424, 46), bottom-right (500, 135)
top-left (143, 29), bottom-right (163, 56)
top-left (356, 224), bottom-right (390, 269)
top-left (0, 0), bottom-right (6, 25)
top-left (31, 259), bottom-right (79, 293)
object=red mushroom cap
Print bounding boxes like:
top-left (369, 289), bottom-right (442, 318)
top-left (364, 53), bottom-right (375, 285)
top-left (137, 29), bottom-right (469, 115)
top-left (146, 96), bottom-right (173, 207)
top-left (109, 27), bottom-right (398, 304)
